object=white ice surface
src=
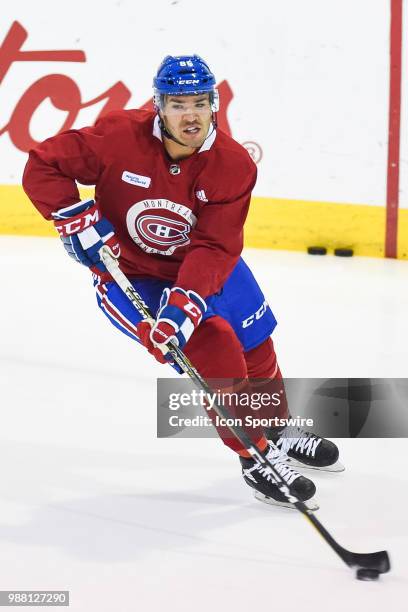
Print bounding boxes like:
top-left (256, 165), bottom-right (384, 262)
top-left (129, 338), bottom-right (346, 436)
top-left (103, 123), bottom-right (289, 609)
top-left (0, 236), bottom-right (407, 611)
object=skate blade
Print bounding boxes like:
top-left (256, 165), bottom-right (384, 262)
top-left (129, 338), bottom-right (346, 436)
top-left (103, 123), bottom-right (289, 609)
top-left (254, 490), bottom-right (319, 511)
top-left (282, 457), bottom-right (345, 473)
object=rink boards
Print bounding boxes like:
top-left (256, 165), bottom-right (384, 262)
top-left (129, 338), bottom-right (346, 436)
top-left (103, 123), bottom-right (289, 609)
top-left (1, 184), bottom-right (407, 259)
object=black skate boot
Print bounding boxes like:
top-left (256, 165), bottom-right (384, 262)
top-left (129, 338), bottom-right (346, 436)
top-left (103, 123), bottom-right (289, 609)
top-left (265, 425), bottom-right (344, 472)
top-left (240, 443), bottom-right (318, 510)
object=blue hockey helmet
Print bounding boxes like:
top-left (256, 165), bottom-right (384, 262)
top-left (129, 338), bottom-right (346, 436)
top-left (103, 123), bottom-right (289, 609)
top-left (153, 55), bottom-right (219, 112)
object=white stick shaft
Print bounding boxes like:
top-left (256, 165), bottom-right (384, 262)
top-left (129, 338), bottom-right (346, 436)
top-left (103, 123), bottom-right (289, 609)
top-left (99, 245), bottom-right (168, 356)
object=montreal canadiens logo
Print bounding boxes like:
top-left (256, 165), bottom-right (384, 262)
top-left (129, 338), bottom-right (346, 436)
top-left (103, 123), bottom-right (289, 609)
top-left (126, 199), bottom-right (197, 255)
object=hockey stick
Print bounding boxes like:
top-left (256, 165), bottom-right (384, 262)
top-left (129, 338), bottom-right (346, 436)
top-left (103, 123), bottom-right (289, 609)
top-left (99, 245), bottom-right (390, 578)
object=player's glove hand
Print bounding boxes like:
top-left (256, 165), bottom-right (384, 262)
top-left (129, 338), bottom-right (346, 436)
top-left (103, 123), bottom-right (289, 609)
top-left (136, 287), bottom-right (206, 367)
top-left (52, 199), bottom-right (120, 273)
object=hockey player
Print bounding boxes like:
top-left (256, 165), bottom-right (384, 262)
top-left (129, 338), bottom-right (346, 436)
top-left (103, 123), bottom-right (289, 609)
top-left (22, 55), bottom-right (342, 508)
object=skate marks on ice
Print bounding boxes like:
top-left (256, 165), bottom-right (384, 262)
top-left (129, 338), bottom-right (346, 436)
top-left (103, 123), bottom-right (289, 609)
top-left (0, 438), bottom-right (332, 573)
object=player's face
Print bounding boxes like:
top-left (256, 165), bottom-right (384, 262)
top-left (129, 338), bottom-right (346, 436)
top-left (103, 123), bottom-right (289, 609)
top-left (161, 94), bottom-right (213, 148)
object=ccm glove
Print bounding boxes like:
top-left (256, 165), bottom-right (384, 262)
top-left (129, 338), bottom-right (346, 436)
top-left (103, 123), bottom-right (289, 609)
top-left (136, 287), bottom-right (207, 366)
top-left (52, 199), bottom-right (120, 272)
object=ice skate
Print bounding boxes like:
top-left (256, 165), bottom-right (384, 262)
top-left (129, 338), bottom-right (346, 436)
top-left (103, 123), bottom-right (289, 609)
top-left (240, 443), bottom-right (319, 510)
top-left (265, 425), bottom-right (345, 472)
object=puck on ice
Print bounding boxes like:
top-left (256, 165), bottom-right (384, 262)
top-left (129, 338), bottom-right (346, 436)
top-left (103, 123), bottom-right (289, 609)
top-left (307, 246), bottom-right (327, 255)
top-left (334, 248), bottom-right (354, 257)
top-left (356, 568), bottom-right (380, 581)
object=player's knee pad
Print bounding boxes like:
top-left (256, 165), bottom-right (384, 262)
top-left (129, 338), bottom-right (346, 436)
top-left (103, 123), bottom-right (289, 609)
top-left (244, 337), bottom-right (289, 420)
top-left (244, 337), bottom-right (280, 379)
top-left (184, 315), bottom-right (247, 379)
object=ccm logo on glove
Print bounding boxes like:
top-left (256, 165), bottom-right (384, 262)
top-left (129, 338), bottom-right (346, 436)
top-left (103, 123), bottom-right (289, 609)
top-left (136, 287), bottom-right (207, 369)
top-left (51, 199), bottom-right (120, 272)
top-left (150, 287), bottom-right (206, 349)
top-left (54, 201), bottom-right (101, 237)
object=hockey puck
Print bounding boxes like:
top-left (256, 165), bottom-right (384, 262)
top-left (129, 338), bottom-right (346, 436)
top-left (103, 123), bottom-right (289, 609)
top-left (334, 248), bottom-right (354, 257)
top-left (356, 568), bottom-right (380, 581)
top-left (307, 246), bottom-right (327, 255)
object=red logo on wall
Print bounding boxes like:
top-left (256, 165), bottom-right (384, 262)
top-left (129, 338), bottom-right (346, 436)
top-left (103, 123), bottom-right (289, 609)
top-left (0, 21), bottom-right (234, 153)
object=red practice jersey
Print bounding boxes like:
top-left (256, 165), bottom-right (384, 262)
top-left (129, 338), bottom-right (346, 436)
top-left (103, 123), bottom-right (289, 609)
top-left (23, 110), bottom-right (257, 297)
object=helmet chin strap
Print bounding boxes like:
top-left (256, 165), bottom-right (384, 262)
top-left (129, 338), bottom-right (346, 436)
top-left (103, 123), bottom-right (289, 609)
top-left (159, 116), bottom-right (189, 147)
top-left (159, 114), bottom-right (218, 150)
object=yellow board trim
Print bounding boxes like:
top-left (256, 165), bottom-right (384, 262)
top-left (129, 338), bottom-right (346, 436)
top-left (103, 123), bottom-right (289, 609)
top-left (1, 184), bottom-right (407, 259)
top-left (246, 197), bottom-right (387, 257)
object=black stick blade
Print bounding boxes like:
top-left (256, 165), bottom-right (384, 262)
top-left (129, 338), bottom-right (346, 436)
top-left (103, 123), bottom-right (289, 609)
top-left (302, 512), bottom-right (391, 575)
top-left (342, 549), bottom-right (390, 573)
